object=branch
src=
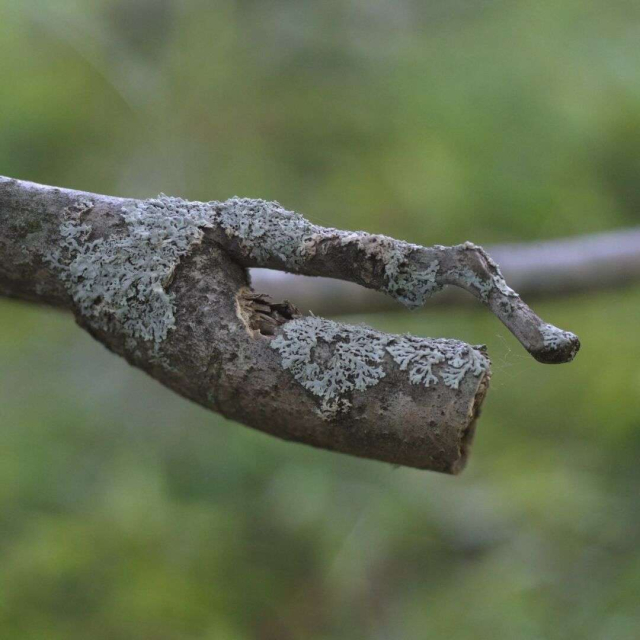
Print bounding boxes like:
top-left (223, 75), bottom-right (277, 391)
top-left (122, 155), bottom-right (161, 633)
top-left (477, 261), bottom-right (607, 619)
top-left (0, 176), bottom-right (579, 473)
top-left (251, 227), bottom-right (640, 315)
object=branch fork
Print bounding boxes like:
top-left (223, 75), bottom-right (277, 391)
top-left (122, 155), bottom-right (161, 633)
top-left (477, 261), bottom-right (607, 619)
top-left (0, 176), bottom-right (579, 473)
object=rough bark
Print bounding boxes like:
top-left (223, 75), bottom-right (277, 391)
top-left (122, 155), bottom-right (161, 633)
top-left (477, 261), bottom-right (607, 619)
top-left (0, 176), bottom-right (579, 473)
top-left (252, 226), bottom-right (640, 315)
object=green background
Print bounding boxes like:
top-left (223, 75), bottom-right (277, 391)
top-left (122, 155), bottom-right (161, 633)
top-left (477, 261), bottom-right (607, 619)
top-left (1, 1), bottom-right (639, 638)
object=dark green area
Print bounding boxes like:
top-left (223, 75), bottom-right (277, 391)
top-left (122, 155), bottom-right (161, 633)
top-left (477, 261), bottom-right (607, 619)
top-left (1, 1), bottom-right (639, 638)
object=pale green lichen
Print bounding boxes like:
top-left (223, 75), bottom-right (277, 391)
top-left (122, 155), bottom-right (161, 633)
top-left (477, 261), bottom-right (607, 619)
top-left (47, 195), bottom-right (324, 352)
top-left (339, 233), bottom-right (442, 308)
top-left (459, 242), bottom-right (517, 303)
top-left (449, 266), bottom-right (494, 301)
top-left (379, 244), bottom-right (441, 308)
top-left (214, 197), bottom-right (320, 268)
top-left (540, 323), bottom-right (575, 350)
top-left (46, 194), bottom-right (482, 357)
top-left (388, 257), bottom-right (441, 307)
top-left (439, 242), bottom-right (520, 312)
top-left (217, 201), bottom-right (443, 308)
top-left (270, 317), bottom-right (388, 417)
top-left (47, 196), bottom-right (216, 352)
top-left (271, 316), bottom-right (489, 418)
top-left (386, 334), bottom-right (489, 390)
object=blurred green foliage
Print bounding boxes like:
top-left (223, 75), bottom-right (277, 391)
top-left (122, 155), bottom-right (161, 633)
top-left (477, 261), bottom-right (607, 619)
top-left (1, 1), bottom-right (639, 638)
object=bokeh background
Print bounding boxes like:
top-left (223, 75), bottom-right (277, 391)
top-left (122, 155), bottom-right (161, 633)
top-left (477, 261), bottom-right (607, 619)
top-left (1, 1), bottom-right (639, 638)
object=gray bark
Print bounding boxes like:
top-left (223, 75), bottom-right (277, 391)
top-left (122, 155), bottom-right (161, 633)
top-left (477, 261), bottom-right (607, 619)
top-left (0, 176), bottom-right (579, 473)
top-left (252, 227), bottom-right (640, 315)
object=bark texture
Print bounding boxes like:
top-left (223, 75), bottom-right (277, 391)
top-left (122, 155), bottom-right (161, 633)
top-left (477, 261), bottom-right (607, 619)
top-left (252, 226), bottom-right (640, 315)
top-left (0, 176), bottom-right (580, 473)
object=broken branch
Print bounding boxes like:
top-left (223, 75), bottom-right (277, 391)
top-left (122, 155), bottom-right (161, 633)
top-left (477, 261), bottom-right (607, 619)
top-left (0, 176), bottom-right (579, 473)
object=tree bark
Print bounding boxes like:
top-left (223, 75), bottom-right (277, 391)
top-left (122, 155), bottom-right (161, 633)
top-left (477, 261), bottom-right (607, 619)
top-left (251, 227), bottom-right (640, 315)
top-left (0, 176), bottom-right (579, 473)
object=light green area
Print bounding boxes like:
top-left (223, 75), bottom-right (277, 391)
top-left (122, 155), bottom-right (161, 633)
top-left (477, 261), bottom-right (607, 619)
top-left (1, 1), bottom-right (639, 638)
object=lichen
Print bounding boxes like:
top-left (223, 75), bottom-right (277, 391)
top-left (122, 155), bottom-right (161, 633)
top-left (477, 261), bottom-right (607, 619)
top-left (339, 233), bottom-right (442, 307)
top-left (449, 266), bottom-right (494, 302)
top-left (540, 323), bottom-right (576, 350)
top-left (271, 316), bottom-right (490, 418)
top-left (217, 201), bottom-right (443, 307)
top-left (214, 197), bottom-right (320, 268)
top-left (459, 242), bottom-right (518, 303)
top-left (46, 195), bottom-right (216, 353)
top-left (46, 195), bottom-right (337, 354)
top-left (386, 335), bottom-right (489, 390)
top-left (45, 194), bottom-right (494, 359)
top-left (270, 317), bottom-right (388, 417)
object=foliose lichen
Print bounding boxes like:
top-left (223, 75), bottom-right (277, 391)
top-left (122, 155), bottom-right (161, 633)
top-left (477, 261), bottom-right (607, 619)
top-left (386, 334), bottom-right (489, 390)
top-left (47, 195), bottom-right (325, 353)
top-left (388, 257), bottom-right (442, 307)
top-left (46, 194), bottom-right (486, 358)
top-left (270, 316), bottom-right (489, 418)
top-left (338, 233), bottom-right (442, 308)
top-left (459, 242), bottom-right (517, 303)
top-left (449, 266), bottom-right (494, 302)
top-left (218, 201), bottom-right (443, 308)
top-left (270, 316), bottom-right (388, 417)
top-left (46, 196), bottom-right (216, 353)
top-left (214, 197), bottom-right (320, 268)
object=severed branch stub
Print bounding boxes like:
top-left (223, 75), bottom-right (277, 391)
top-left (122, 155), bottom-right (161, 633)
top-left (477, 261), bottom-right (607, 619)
top-left (0, 176), bottom-right (579, 474)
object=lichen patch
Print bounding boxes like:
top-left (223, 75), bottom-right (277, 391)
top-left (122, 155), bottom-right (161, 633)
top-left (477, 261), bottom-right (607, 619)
top-left (47, 195), bottom-right (328, 352)
top-left (271, 316), bottom-right (490, 418)
top-left (540, 323), bottom-right (578, 350)
top-left (270, 317), bottom-right (389, 417)
top-left (449, 266), bottom-right (494, 302)
top-left (459, 242), bottom-right (518, 302)
top-left (47, 195), bottom-right (217, 352)
top-left (386, 335), bottom-right (489, 390)
top-left (215, 197), bottom-right (320, 268)
top-left (46, 194), bottom-right (507, 363)
top-left (340, 233), bottom-right (442, 307)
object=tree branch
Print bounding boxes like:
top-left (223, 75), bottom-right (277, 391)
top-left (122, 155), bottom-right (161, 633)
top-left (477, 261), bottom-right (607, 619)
top-left (251, 227), bottom-right (640, 316)
top-left (0, 176), bottom-right (579, 473)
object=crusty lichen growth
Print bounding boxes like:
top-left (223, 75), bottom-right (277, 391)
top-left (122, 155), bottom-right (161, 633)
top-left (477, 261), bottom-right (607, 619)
top-left (270, 317), bottom-right (388, 418)
top-left (386, 334), bottom-right (489, 389)
top-left (215, 198), bottom-right (443, 308)
top-left (449, 265), bottom-right (494, 301)
top-left (463, 242), bottom-right (517, 297)
top-left (540, 323), bottom-right (577, 350)
top-left (46, 196), bottom-right (217, 351)
top-left (214, 197), bottom-right (321, 268)
top-left (339, 233), bottom-right (442, 307)
top-left (447, 242), bottom-right (518, 305)
top-left (47, 196), bottom-right (499, 350)
top-left (271, 316), bottom-right (489, 419)
top-left (46, 195), bottom-right (328, 351)
top-left (44, 194), bottom-right (521, 361)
